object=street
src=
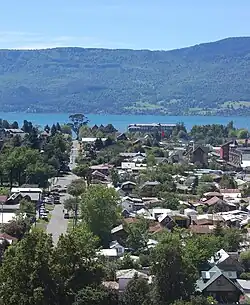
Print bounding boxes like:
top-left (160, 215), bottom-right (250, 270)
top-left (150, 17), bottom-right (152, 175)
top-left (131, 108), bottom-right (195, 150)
top-left (46, 140), bottom-right (79, 244)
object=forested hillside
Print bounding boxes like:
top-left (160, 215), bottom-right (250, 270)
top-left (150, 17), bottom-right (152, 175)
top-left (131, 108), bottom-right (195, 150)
top-left (0, 37), bottom-right (250, 115)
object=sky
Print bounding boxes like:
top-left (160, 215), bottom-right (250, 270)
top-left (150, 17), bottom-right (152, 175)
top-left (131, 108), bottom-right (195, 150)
top-left (1, 0), bottom-right (250, 50)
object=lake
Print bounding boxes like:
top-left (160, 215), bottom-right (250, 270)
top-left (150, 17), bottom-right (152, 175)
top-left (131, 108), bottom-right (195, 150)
top-left (0, 112), bottom-right (250, 131)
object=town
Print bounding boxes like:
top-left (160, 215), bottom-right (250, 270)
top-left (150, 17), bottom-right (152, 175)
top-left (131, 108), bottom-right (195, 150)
top-left (1, 117), bottom-right (250, 305)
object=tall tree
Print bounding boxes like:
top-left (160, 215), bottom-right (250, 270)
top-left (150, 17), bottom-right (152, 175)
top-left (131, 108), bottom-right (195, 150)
top-left (151, 234), bottom-right (197, 305)
top-left (51, 225), bottom-right (104, 304)
top-left (0, 230), bottom-right (56, 305)
top-left (123, 274), bottom-right (151, 305)
top-left (69, 114), bottom-right (89, 139)
top-left (80, 185), bottom-right (119, 246)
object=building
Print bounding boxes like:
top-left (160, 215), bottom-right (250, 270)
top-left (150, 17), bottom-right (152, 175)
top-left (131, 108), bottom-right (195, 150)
top-left (10, 187), bottom-right (43, 202)
top-left (184, 146), bottom-right (208, 166)
top-left (127, 123), bottom-right (176, 135)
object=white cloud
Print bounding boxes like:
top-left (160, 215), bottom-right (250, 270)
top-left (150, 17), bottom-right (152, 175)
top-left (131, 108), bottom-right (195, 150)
top-left (0, 30), bottom-right (132, 50)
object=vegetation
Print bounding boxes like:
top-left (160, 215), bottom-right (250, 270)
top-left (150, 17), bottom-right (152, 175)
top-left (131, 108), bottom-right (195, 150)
top-left (1, 37), bottom-right (250, 115)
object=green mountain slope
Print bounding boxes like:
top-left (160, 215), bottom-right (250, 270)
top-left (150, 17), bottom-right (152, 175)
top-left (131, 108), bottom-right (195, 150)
top-left (1, 37), bottom-right (250, 115)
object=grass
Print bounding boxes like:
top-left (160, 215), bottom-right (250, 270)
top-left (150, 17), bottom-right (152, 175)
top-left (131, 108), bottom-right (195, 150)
top-left (45, 204), bottom-right (55, 211)
top-left (67, 219), bottom-right (74, 232)
top-left (221, 100), bottom-right (250, 109)
top-left (35, 219), bottom-right (48, 231)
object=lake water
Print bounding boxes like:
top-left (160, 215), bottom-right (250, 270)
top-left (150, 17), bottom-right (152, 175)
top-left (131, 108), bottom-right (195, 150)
top-left (0, 112), bottom-right (250, 131)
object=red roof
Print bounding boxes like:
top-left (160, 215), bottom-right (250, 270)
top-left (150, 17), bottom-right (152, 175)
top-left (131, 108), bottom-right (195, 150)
top-left (0, 233), bottom-right (17, 241)
top-left (0, 196), bottom-right (7, 203)
top-left (190, 225), bottom-right (215, 234)
top-left (204, 196), bottom-right (223, 206)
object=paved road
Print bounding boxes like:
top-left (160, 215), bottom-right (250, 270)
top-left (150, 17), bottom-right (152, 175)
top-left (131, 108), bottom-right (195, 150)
top-left (46, 140), bottom-right (79, 244)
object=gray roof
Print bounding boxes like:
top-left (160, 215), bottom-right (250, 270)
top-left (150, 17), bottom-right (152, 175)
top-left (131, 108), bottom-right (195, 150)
top-left (111, 224), bottom-right (124, 234)
top-left (116, 269), bottom-right (148, 279)
top-left (236, 279), bottom-right (250, 291)
top-left (141, 181), bottom-right (161, 188)
top-left (197, 267), bottom-right (240, 292)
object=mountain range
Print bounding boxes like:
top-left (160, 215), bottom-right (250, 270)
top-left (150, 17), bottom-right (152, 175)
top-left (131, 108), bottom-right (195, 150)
top-left (1, 37), bottom-right (250, 115)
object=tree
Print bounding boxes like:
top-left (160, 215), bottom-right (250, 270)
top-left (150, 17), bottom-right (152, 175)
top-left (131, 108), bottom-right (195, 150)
top-left (223, 228), bottom-right (243, 252)
top-left (126, 218), bottom-right (149, 251)
top-left (81, 185), bottom-right (119, 246)
top-left (184, 234), bottom-right (221, 270)
top-left (51, 124), bottom-right (57, 136)
top-left (0, 230), bottom-right (56, 305)
top-left (11, 121), bottom-right (19, 129)
top-left (111, 169), bottom-right (119, 187)
top-left (151, 234), bottom-right (197, 305)
top-left (213, 222), bottom-right (224, 237)
top-left (51, 225), bottom-right (104, 304)
top-left (69, 114), bottom-right (89, 139)
top-left (73, 285), bottom-right (118, 305)
top-left (240, 251), bottom-right (250, 272)
top-left (2, 119), bottom-right (10, 129)
top-left (64, 197), bottom-right (79, 212)
top-left (61, 124), bottom-right (72, 136)
top-left (19, 198), bottom-right (36, 217)
top-left (237, 128), bottom-right (248, 139)
top-left (67, 179), bottom-right (86, 197)
top-left (123, 274), bottom-right (151, 305)
top-left (219, 174), bottom-right (237, 189)
top-left (118, 253), bottom-right (140, 270)
top-left (72, 165), bottom-right (91, 180)
top-left (2, 216), bottom-right (30, 240)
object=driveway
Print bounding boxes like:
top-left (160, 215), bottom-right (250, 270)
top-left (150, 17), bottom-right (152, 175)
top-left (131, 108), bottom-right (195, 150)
top-left (46, 140), bottom-right (79, 244)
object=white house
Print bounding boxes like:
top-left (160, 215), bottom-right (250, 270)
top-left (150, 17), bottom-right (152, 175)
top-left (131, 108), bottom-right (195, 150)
top-left (109, 241), bottom-right (125, 256)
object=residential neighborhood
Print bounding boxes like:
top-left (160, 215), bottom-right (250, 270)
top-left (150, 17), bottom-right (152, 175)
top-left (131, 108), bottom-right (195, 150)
top-left (2, 119), bottom-right (250, 304)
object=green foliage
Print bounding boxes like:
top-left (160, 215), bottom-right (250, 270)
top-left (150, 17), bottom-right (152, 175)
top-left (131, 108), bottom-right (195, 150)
top-left (118, 254), bottom-right (140, 270)
top-left (67, 179), bottom-right (86, 197)
top-left (51, 225), bottom-right (104, 303)
top-left (123, 274), bottom-right (150, 305)
top-left (219, 174), bottom-right (237, 189)
top-left (2, 216), bottom-right (31, 240)
top-left (80, 185), bottom-right (120, 246)
top-left (240, 251), bottom-right (250, 272)
top-left (151, 233), bottom-right (197, 305)
top-left (1, 38), bottom-right (250, 115)
top-left (73, 285), bottom-right (118, 305)
top-left (0, 230), bottom-right (55, 305)
top-left (125, 218), bottom-right (149, 251)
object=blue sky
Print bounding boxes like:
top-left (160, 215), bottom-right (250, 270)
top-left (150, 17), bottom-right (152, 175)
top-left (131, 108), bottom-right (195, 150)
top-left (1, 0), bottom-right (250, 50)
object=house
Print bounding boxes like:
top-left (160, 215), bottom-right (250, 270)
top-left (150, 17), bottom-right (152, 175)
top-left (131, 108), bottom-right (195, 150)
top-left (208, 249), bottom-right (243, 273)
top-left (110, 241), bottom-right (125, 256)
top-left (140, 181), bottom-right (161, 196)
top-left (158, 212), bottom-right (190, 229)
top-left (197, 265), bottom-right (242, 303)
top-left (3, 128), bottom-right (26, 139)
top-left (91, 170), bottom-right (108, 182)
top-left (116, 269), bottom-right (149, 291)
top-left (97, 249), bottom-right (118, 260)
top-left (90, 164), bottom-right (112, 175)
top-left (184, 146), bottom-right (208, 166)
top-left (204, 192), bottom-right (224, 200)
top-left (0, 233), bottom-right (17, 244)
top-left (10, 187), bottom-right (43, 202)
top-left (117, 133), bottom-right (128, 141)
top-left (220, 189), bottom-right (241, 200)
top-left (120, 181), bottom-right (136, 193)
top-left (111, 224), bottom-right (128, 243)
top-left (236, 279), bottom-right (250, 300)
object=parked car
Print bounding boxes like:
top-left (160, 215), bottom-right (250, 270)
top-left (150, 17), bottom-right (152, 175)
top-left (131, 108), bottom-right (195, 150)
top-left (64, 213), bottom-right (70, 219)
